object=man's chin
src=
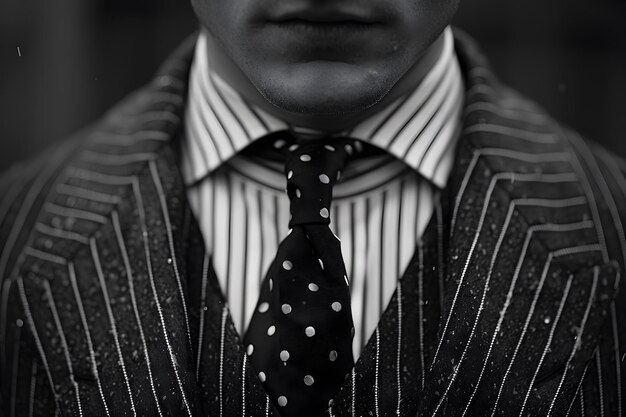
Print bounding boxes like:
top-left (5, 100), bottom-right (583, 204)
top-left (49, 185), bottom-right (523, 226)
top-left (253, 61), bottom-right (390, 117)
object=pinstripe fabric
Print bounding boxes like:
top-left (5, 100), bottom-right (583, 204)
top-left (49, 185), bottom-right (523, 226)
top-left (1, 30), bottom-right (626, 416)
top-left (183, 27), bottom-right (463, 356)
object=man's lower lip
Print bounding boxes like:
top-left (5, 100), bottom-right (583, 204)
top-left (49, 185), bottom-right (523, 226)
top-left (268, 21), bottom-right (379, 37)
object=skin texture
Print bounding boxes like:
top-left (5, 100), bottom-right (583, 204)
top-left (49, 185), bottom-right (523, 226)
top-left (190, 0), bottom-right (460, 131)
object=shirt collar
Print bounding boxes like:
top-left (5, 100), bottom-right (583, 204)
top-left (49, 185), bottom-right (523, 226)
top-left (182, 27), bottom-right (464, 189)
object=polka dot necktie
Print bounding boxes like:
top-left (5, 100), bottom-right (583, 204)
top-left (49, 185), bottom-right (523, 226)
top-left (244, 136), bottom-right (358, 417)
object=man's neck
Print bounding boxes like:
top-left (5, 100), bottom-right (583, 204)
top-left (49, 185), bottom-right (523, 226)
top-left (203, 29), bottom-right (446, 133)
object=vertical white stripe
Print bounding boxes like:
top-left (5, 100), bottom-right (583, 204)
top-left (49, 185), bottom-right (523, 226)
top-left (436, 199), bottom-right (445, 311)
top-left (259, 190), bottom-right (278, 283)
top-left (417, 242), bottom-right (426, 390)
top-left (199, 180), bottom-right (215, 254)
top-left (276, 191), bottom-right (291, 242)
top-left (336, 204), bottom-right (354, 281)
top-left (611, 302), bottom-right (622, 416)
top-left (227, 176), bottom-right (247, 330)
top-left (28, 360), bottom-right (37, 417)
top-left (351, 198), bottom-right (367, 354)
top-left (244, 187), bottom-right (262, 330)
top-left (374, 328), bottom-right (380, 417)
top-left (213, 174), bottom-right (232, 297)
top-left (396, 282), bottom-right (403, 416)
top-left (219, 306), bottom-right (228, 417)
top-left (596, 349), bottom-right (605, 417)
top-left (351, 368), bottom-right (357, 417)
top-left (399, 179), bottom-right (418, 280)
top-left (43, 280), bottom-right (83, 416)
top-left (382, 184), bottom-right (400, 307)
top-left (366, 194), bottom-right (383, 328)
top-left (241, 354), bottom-right (247, 417)
top-left (196, 254), bottom-right (210, 381)
top-left (417, 183), bottom-right (435, 238)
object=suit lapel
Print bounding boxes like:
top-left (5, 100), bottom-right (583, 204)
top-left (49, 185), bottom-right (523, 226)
top-left (413, 31), bottom-right (620, 417)
top-left (13, 36), bottom-right (219, 415)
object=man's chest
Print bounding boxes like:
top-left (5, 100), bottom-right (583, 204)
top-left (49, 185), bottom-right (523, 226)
top-left (186, 155), bottom-right (439, 358)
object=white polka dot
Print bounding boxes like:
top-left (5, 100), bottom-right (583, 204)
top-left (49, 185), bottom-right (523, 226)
top-left (267, 325), bottom-right (276, 336)
top-left (280, 350), bottom-right (290, 361)
top-left (320, 208), bottom-right (329, 218)
top-left (274, 139), bottom-right (286, 149)
top-left (319, 174), bottom-right (330, 184)
top-left (287, 170), bottom-right (293, 179)
top-left (296, 189), bottom-right (302, 198)
top-left (345, 144), bottom-right (353, 155)
top-left (247, 344), bottom-right (254, 355)
top-left (258, 372), bottom-right (266, 382)
top-left (329, 351), bottom-right (338, 361)
top-left (269, 279), bottom-right (274, 291)
top-left (300, 154), bottom-right (311, 162)
top-left (331, 302), bottom-right (342, 312)
top-left (281, 304), bottom-right (292, 314)
top-left (289, 144), bottom-right (299, 151)
top-left (282, 260), bottom-right (293, 270)
top-left (324, 145), bottom-right (335, 152)
top-left (304, 375), bottom-right (315, 386)
top-left (308, 283), bottom-right (319, 292)
top-left (278, 396), bottom-right (288, 407)
top-left (305, 326), bottom-right (316, 337)
top-left (318, 259), bottom-right (324, 270)
top-left (258, 302), bottom-right (269, 313)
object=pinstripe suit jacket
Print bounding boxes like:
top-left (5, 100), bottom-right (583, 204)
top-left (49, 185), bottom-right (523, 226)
top-left (1, 31), bottom-right (625, 417)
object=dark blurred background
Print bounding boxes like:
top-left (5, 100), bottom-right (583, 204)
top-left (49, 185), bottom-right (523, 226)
top-left (1, 0), bottom-right (625, 171)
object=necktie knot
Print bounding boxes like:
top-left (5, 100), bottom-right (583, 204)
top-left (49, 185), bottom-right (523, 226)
top-left (284, 138), bottom-right (358, 228)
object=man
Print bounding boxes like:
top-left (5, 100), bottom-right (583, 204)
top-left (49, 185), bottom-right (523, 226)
top-left (0, 0), bottom-right (624, 415)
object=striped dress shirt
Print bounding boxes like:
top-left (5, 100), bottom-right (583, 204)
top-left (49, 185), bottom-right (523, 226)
top-left (181, 27), bottom-right (464, 357)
